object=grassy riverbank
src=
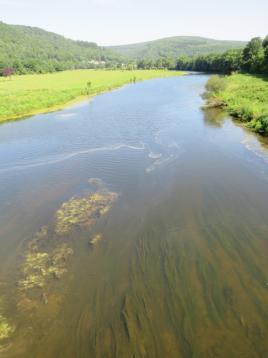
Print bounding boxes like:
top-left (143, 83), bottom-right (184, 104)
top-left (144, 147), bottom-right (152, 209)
top-left (0, 69), bottom-right (184, 123)
top-left (205, 74), bottom-right (268, 134)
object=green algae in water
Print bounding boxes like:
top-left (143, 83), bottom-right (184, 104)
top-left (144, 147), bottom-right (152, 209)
top-left (89, 233), bottom-right (104, 247)
top-left (19, 245), bottom-right (74, 291)
top-left (19, 182), bottom-right (117, 293)
top-left (0, 300), bottom-right (15, 345)
top-left (55, 191), bottom-right (118, 235)
top-left (0, 315), bottom-right (14, 341)
top-left (8, 182), bottom-right (119, 355)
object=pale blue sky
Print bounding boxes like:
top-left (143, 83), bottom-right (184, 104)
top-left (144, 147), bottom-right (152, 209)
top-left (0, 0), bottom-right (267, 45)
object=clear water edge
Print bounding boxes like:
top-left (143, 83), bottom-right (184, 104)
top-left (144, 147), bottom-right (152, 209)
top-left (0, 75), bottom-right (268, 357)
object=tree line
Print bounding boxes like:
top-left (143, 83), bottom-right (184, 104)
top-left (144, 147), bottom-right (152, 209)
top-left (0, 21), bottom-right (124, 76)
top-left (176, 36), bottom-right (268, 74)
top-left (1, 19), bottom-right (267, 77)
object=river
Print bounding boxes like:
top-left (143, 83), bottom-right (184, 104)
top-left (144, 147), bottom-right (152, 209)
top-left (0, 74), bottom-right (268, 357)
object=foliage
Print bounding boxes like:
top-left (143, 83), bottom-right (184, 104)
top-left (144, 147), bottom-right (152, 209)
top-left (176, 35), bottom-right (268, 75)
top-left (137, 57), bottom-right (176, 70)
top-left (263, 35), bottom-right (268, 49)
top-left (2, 67), bottom-right (15, 77)
top-left (0, 21), bottom-right (123, 75)
top-left (176, 37), bottom-right (268, 74)
top-left (205, 75), bottom-right (226, 93)
top-left (208, 74), bottom-right (268, 134)
top-left (0, 69), bottom-right (184, 122)
top-left (241, 37), bottom-right (265, 73)
top-left (0, 22), bottom-right (247, 75)
top-left (181, 36), bottom-right (268, 135)
top-left (109, 36), bottom-right (245, 60)
top-left (176, 50), bottom-right (243, 74)
top-left (250, 115), bottom-right (268, 134)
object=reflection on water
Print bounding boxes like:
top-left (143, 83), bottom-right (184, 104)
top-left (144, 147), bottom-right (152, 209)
top-left (0, 75), bottom-right (268, 357)
top-left (202, 107), bottom-right (227, 128)
top-left (241, 132), bottom-right (268, 165)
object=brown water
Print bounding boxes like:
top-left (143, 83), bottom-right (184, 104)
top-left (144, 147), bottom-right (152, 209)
top-left (0, 75), bottom-right (268, 357)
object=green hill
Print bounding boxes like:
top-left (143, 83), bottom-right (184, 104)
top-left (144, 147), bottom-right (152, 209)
top-left (0, 22), bottom-right (246, 74)
top-left (107, 36), bottom-right (246, 60)
top-left (0, 21), bottom-right (120, 74)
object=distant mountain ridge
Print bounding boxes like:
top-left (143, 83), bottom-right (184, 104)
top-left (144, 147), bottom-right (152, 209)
top-left (107, 36), bottom-right (246, 60)
top-left (0, 21), bottom-right (119, 73)
top-left (0, 21), bottom-right (246, 74)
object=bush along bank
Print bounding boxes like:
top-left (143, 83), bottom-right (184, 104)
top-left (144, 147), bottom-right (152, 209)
top-left (204, 74), bottom-right (268, 135)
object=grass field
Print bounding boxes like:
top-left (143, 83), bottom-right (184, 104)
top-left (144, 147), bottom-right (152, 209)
top-left (208, 74), bottom-right (268, 134)
top-left (0, 69), bottom-right (184, 123)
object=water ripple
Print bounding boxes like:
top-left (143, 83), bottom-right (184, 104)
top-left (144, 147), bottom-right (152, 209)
top-left (0, 143), bottom-right (145, 173)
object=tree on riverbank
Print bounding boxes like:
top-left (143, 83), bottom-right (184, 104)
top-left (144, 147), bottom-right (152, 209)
top-left (176, 35), bottom-right (268, 75)
top-left (204, 74), bottom-right (268, 135)
top-left (241, 37), bottom-right (265, 73)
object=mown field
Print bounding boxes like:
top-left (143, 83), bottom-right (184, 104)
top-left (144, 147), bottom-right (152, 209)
top-left (0, 69), bottom-right (184, 122)
top-left (208, 74), bottom-right (268, 134)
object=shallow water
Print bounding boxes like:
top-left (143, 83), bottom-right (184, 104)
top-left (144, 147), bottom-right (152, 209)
top-left (0, 75), bottom-right (268, 357)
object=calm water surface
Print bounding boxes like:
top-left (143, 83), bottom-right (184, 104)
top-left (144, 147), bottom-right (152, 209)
top-left (0, 75), bottom-right (268, 357)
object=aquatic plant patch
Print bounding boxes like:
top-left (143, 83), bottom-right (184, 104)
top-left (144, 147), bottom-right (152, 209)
top-left (55, 192), bottom-right (118, 235)
top-left (0, 314), bottom-right (14, 343)
top-left (18, 180), bottom-right (118, 299)
top-left (19, 245), bottom-right (74, 291)
top-left (89, 233), bottom-right (104, 246)
top-left (9, 179), bottom-right (118, 352)
top-left (0, 299), bottom-right (15, 347)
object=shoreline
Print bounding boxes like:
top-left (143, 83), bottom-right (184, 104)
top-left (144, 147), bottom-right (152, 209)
top-left (0, 88), bottom-right (117, 124)
top-left (204, 73), bottom-right (268, 136)
top-left (0, 70), bottom-right (186, 124)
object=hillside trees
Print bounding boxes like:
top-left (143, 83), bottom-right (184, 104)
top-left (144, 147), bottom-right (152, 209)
top-left (241, 37), bottom-right (264, 73)
top-left (176, 36), bottom-right (268, 75)
top-left (0, 21), bottom-right (123, 75)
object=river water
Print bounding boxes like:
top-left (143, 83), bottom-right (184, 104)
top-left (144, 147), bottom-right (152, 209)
top-left (0, 74), bottom-right (268, 357)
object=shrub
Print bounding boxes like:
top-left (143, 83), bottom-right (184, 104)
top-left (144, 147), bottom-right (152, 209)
top-left (2, 67), bottom-right (15, 77)
top-left (205, 75), bottom-right (226, 94)
top-left (250, 115), bottom-right (268, 134)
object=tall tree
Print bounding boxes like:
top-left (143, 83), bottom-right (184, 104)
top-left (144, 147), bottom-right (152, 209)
top-left (262, 35), bottom-right (268, 49)
top-left (242, 37), bottom-right (264, 73)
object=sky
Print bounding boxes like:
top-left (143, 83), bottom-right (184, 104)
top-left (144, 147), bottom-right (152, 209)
top-left (0, 0), bottom-right (267, 45)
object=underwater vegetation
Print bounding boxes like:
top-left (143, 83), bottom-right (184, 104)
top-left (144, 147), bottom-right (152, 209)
top-left (55, 191), bottom-right (118, 236)
top-left (0, 314), bottom-right (14, 344)
top-left (18, 181), bottom-right (117, 295)
top-left (0, 297), bottom-right (15, 349)
top-left (15, 180), bottom-right (117, 335)
top-left (19, 244), bottom-right (74, 291)
top-left (18, 223), bottom-right (74, 293)
top-left (89, 233), bottom-right (104, 246)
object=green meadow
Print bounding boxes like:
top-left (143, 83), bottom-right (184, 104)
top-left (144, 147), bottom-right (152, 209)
top-left (209, 74), bottom-right (268, 134)
top-left (0, 69), bottom-right (184, 122)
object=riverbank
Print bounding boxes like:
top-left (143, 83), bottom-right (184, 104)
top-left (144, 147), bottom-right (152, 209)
top-left (0, 69), bottom-right (185, 123)
top-left (2, 74), bottom-right (268, 357)
top-left (205, 74), bottom-right (268, 135)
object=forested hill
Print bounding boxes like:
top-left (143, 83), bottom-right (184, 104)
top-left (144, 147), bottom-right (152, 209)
top-left (0, 21), bottom-right (120, 73)
top-left (107, 36), bottom-right (246, 60)
top-left (0, 21), bottom-right (246, 74)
